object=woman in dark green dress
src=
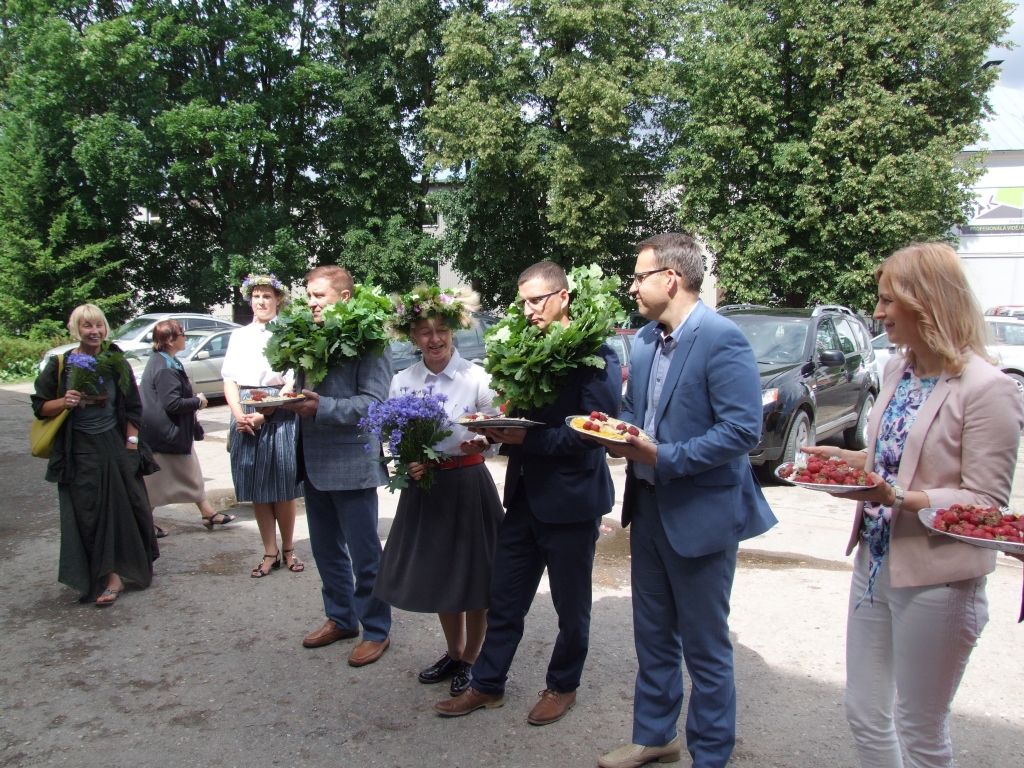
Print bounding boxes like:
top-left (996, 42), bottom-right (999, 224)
top-left (31, 304), bottom-right (160, 606)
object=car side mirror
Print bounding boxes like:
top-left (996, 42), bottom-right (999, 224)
top-left (143, 333), bottom-right (153, 343)
top-left (196, 350), bottom-right (210, 360)
top-left (819, 350), bottom-right (846, 366)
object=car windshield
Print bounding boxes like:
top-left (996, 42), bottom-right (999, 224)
top-left (606, 335), bottom-right (627, 365)
top-left (112, 317), bottom-right (154, 340)
top-left (729, 316), bottom-right (810, 364)
top-left (134, 334), bottom-right (208, 360)
top-left (872, 332), bottom-right (889, 350)
top-left (987, 321), bottom-right (1024, 346)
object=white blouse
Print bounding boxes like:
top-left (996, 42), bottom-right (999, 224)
top-left (221, 320), bottom-right (292, 388)
top-left (389, 348), bottom-right (500, 457)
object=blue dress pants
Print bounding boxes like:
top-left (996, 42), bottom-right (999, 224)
top-left (471, 485), bottom-right (600, 695)
top-left (630, 484), bottom-right (738, 768)
top-left (304, 483), bottom-right (391, 642)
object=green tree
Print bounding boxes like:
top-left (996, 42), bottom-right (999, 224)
top-left (669, 0), bottom-right (1011, 310)
top-left (425, 0), bottom-right (677, 308)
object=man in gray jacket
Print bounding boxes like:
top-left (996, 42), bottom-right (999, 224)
top-left (280, 265), bottom-right (393, 666)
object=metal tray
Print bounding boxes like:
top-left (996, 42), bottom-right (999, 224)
top-left (774, 462), bottom-right (878, 494)
top-left (917, 508), bottom-right (1024, 555)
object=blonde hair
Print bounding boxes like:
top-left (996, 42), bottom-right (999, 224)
top-left (875, 242), bottom-right (993, 374)
top-left (67, 304), bottom-right (110, 341)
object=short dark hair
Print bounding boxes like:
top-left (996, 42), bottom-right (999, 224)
top-left (305, 264), bottom-right (354, 295)
top-left (152, 319), bottom-right (184, 353)
top-left (635, 233), bottom-right (705, 293)
top-left (517, 261), bottom-right (569, 292)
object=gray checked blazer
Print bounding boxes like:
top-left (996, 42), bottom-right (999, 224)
top-left (295, 348), bottom-right (393, 492)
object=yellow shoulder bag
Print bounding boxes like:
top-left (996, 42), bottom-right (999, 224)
top-left (30, 354), bottom-right (68, 459)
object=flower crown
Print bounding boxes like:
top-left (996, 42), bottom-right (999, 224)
top-left (391, 285), bottom-right (481, 339)
top-left (240, 273), bottom-right (290, 307)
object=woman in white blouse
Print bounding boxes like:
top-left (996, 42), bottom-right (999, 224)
top-left (372, 287), bottom-right (505, 697)
top-left (221, 275), bottom-right (304, 578)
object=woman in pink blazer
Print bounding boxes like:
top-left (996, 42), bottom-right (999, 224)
top-left (803, 242), bottom-right (1024, 768)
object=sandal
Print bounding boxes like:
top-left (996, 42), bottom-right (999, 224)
top-left (202, 512), bottom-right (236, 531)
top-left (251, 551), bottom-right (281, 578)
top-left (95, 588), bottom-right (122, 607)
top-left (154, 525), bottom-right (168, 538)
top-left (283, 548), bottom-right (305, 572)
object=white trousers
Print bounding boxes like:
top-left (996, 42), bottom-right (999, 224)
top-left (845, 545), bottom-right (988, 768)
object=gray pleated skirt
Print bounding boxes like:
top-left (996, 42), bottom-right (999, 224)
top-left (229, 386), bottom-right (302, 504)
top-left (373, 462), bottom-right (505, 613)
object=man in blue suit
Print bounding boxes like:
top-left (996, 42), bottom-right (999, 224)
top-left (595, 234), bottom-right (776, 768)
top-left (435, 261), bottom-right (621, 726)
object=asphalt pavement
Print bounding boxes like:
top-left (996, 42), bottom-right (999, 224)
top-left (1, 386), bottom-right (1022, 767)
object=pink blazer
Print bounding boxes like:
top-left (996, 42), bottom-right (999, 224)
top-left (845, 352), bottom-right (1024, 588)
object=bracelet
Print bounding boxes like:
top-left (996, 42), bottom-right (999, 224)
top-left (127, 436), bottom-right (139, 445)
top-left (891, 484), bottom-right (905, 511)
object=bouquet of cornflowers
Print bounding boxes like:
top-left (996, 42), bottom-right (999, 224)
top-left (265, 283), bottom-right (394, 387)
top-left (66, 344), bottom-right (136, 399)
top-left (359, 388), bottom-right (452, 493)
top-left (483, 264), bottom-right (626, 411)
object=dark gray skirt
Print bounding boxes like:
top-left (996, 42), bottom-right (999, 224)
top-left (229, 386), bottom-right (302, 504)
top-left (373, 462), bottom-right (504, 613)
top-left (58, 428), bottom-right (158, 602)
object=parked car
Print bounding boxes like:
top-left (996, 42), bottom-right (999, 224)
top-left (872, 331), bottom-right (897, 383)
top-left (606, 328), bottom-right (636, 397)
top-left (390, 312), bottom-right (501, 372)
top-left (718, 305), bottom-right (879, 473)
top-left (990, 305), bottom-right (1024, 318)
top-left (40, 312), bottom-right (239, 371)
top-left (984, 316), bottom-right (1024, 396)
top-left (131, 329), bottom-right (235, 399)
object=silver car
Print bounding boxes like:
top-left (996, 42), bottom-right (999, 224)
top-left (131, 329), bottom-right (235, 399)
top-left (40, 312), bottom-right (238, 371)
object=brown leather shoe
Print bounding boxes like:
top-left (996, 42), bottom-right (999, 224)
top-left (302, 619), bottom-right (359, 648)
top-left (527, 689), bottom-right (576, 726)
top-left (348, 637), bottom-right (390, 667)
top-left (434, 686), bottom-right (505, 717)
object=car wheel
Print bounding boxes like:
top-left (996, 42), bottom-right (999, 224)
top-left (1006, 372), bottom-right (1024, 401)
top-left (843, 393), bottom-right (875, 451)
top-left (767, 409), bottom-right (814, 476)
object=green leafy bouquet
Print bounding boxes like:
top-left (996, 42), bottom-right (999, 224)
top-left (483, 264), bottom-right (626, 411)
top-left (265, 284), bottom-right (394, 387)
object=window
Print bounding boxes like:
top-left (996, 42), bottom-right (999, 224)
top-left (833, 318), bottom-right (859, 356)
top-left (454, 327), bottom-right (480, 349)
top-left (198, 333), bottom-right (230, 359)
top-left (728, 316), bottom-right (810, 365)
top-left (815, 321), bottom-right (840, 354)
top-left (872, 332), bottom-right (890, 350)
top-left (606, 335), bottom-right (628, 366)
top-left (184, 317), bottom-right (219, 330)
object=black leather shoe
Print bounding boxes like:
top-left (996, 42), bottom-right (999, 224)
top-left (450, 661), bottom-right (473, 696)
top-left (418, 653), bottom-right (462, 684)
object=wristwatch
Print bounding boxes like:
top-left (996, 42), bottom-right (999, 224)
top-left (127, 436), bottom-right (139, 445)
top-left (891, 484), bottom-right (905, 511)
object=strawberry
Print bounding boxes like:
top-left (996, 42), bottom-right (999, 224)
top-left (627, 426), bottom-right (640, 436)
top-left (590, 411), bottom-right (601, 420)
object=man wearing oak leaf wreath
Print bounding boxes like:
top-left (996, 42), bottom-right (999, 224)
top-left (593, 233), bottom-right (776, 768)
top-left (434, 260), bottom-right (621, 726)
top-left (277, 265), bottom-right (393, 667)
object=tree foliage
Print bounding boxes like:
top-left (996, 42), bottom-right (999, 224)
top-left (424, 0), bottom-right (678, 309)
top-left (668, 0), bottom-right (1011, 310)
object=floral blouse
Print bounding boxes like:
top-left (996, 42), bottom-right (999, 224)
top-left (858, 366), bottom-right (938, 606)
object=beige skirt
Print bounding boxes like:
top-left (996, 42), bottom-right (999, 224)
top-left (145, 452), bottom-right (207, 506)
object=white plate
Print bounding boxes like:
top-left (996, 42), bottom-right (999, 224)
top-left (241, 394), bottom-right (307, 407)
top-left (564, 415), bottom-right (653, 443)
top-left (917, 508), bottom-right (1024, 555)
top-left (458, 416), bottom-right (544, 429)
top-left (773, 462), bottom-right (878, 494)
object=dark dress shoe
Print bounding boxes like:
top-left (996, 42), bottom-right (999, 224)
top-left (449, 661), bottom-right (473, 696)
top-left (419, 652), bottom-right (462, 684)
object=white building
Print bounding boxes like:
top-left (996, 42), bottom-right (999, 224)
top-left (957, 84), bottom-right (1024, 309)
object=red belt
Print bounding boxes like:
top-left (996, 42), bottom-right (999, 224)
top-left (428, 454), bottom-right (485, 471)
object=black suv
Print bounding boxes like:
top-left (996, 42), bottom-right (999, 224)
top-left (390, 312), bottom-right (501, 372)
top-left (718, 305), bottom-right (879, 473)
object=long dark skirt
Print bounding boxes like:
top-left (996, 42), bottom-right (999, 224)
top-left (229, 386), bottom-right (302, 504)
top-left (373, 462), bottom-right (504, 613)
top-left (57, 428), bottom-right (159, 602)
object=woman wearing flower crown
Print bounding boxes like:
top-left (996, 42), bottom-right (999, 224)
top-left (372, 286), bottom-right (505, 696)
top-left (221, 274), bottom-right (304, 578)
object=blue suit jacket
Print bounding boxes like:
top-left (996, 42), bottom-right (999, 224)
top-left (621, 302), bottom-right (776, 557)
top-left (504, 342), bottom-right (621, 524)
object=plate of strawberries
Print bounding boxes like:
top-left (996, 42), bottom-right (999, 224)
top-left (241, 392), bottom-right (307, 407)
top-left (918, 505), bottom-right (1024, 554)
top-left (566, 412), bottom-right (653, 443)
top-left (774, 456), bottom-right (878, 493)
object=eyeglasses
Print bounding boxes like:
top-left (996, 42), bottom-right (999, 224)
top-left (629, 267), bottom-right (671, 286)
top-left (515, 290), bottom-right (561, 310)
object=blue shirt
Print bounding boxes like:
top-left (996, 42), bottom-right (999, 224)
top-left (634, 311), bottom-right (693, 483)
